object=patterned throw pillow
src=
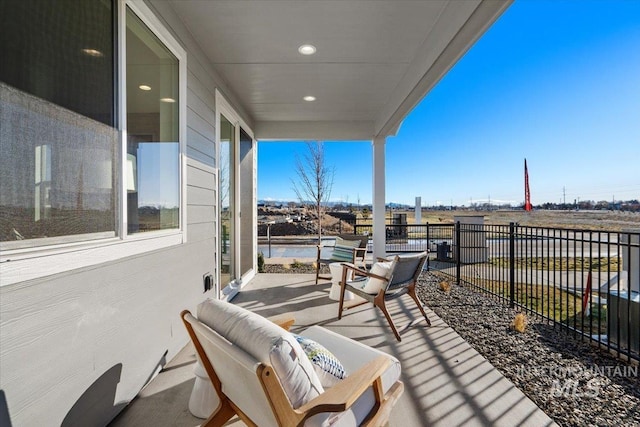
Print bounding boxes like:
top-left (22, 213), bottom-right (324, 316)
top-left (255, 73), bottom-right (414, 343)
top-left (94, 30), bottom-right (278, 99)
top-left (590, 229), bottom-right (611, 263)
top-left (329, 237), bottom-right (361, 262)
top-left (292, 333), bottom-right (347, 388)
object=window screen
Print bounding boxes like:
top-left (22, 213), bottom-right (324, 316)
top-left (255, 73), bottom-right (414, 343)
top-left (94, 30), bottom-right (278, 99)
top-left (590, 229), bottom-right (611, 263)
top-left (0, 0), bottom-right (117, 247)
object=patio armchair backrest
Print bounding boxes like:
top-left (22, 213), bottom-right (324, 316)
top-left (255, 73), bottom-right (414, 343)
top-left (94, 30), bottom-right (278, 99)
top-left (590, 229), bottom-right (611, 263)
top-left (387, 254), bottom-right (428, 291)
top-left (337, 251), bottom-right (430, 341)
top-left (315, 234), bottom-right (369, 284)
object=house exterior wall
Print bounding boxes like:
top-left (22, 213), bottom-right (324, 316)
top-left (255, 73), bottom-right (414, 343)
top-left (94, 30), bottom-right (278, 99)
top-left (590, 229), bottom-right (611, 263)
top-left (0, 2), bottom-right (253, 425)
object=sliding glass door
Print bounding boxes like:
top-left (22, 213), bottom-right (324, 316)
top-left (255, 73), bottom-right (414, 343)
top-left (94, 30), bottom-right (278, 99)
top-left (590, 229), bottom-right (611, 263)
top-left (219, 115), bottom-right (235, 289)
top-left (217, 91), bottom-right (256, 297)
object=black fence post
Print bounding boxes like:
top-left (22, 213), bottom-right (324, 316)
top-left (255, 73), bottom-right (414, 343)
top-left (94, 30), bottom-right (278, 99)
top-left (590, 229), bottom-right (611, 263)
top-left (267, 223), bottom-right (272, 258)
top-left (426, 222), bottom-right (430, 247)
top-left (425, 222), bottom-right (430, 270)
top-left (455, 221), bottom-right (461, 285)
top-left (509, 222), bottom-right (516, 308)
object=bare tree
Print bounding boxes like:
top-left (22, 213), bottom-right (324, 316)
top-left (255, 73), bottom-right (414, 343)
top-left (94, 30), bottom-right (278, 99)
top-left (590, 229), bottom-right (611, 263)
top-left (291, 141), bottom-right (335, 243)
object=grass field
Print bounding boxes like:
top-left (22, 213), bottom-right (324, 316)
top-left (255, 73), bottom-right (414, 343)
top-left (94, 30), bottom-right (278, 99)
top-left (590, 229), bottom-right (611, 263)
top-left (452, 274), bottom-right (607, 334)
top-left (369, 209), bottom-right (640, 232)
top-left (488, 256), bottom-right (620, 272)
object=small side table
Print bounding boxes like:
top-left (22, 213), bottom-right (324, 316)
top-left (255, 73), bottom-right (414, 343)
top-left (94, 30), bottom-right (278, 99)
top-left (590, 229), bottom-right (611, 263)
top-left (328, 262), bottom-right (355, 301)
top-left (188, 360), bottom-right (218, 418)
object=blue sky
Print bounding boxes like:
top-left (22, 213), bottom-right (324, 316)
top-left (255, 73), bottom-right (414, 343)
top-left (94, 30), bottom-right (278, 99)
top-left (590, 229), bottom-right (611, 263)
top-left (258, 0), bottom-right (640, 207)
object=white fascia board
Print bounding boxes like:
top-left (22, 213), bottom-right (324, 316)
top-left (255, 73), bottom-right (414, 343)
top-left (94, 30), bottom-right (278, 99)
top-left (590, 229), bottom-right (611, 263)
top-left (374, 0), bottom-right (513, 138)
top-left (254, 120), bottom-right (375, 141)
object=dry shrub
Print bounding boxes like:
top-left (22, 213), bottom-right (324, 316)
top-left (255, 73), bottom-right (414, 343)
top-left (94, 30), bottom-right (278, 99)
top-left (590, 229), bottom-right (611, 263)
top-left (439, 280), bottom-right (451, 293)
top-left (511, 313), bottom-right (527, 333)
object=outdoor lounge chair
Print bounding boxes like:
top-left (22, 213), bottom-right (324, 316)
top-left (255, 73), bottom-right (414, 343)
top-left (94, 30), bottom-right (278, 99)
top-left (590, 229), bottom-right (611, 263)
top-left (316, 234), bottom-right (369, 284)
top-left (181, 298), bottom-right (404, 426)
top-left (337, 251), bottom-right (430, 341)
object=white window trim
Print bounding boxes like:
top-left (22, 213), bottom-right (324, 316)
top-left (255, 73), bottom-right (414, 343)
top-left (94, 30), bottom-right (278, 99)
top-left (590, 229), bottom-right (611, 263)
top-left (122, 0), bottom-right (188, 241)
top-left (0, 0), bottom-right (188, 287)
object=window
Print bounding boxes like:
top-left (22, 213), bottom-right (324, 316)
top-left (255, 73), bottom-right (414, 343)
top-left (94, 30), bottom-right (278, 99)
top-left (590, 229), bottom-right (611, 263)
top-left (0, 0), bottom-right (117, 248)
top-left (125, 6), bottom-right (180, 234)
top-left (0, 0), bottom-right (184, 261)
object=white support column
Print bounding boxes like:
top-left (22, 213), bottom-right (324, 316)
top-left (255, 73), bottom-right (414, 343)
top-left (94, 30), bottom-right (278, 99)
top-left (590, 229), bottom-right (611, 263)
top-left (372, 136), bottom-right (386, 259)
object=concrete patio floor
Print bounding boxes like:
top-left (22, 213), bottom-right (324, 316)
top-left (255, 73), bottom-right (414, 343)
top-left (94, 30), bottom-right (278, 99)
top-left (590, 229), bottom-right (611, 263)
top-left (110, 273), bottom-right (557, 427)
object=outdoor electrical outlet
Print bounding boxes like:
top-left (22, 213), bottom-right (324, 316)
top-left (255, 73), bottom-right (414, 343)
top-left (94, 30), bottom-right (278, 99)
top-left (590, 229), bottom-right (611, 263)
top-left (203, 273), bottom-right (213, 292)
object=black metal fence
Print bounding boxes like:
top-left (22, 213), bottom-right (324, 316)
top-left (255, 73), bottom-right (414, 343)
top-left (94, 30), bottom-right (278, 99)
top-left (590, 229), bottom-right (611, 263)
top-left (353, 223), bottom-right (455, 253)
top-left (352, 220), bottom-right (639, 362)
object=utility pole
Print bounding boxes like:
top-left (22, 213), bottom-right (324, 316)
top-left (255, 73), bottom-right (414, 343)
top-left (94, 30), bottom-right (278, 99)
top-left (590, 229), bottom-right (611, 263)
top-left (563, 186), bottom-right (566, 205)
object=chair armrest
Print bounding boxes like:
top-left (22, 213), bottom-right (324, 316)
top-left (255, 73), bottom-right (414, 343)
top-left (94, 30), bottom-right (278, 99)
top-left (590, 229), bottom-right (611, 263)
top-left (296, 355), bottom-right (391, 415)
top-left (354, 249), bottom-right (366, 264)
top-left (317, 241), bottom-right (336, 262)
top-left (268, 313), bottom-right (296, 331)
top-left (340, 263), bottom-right (369, 277)
top-left (352, 248), bottom-right (368, 270)
top-left (341, 263), bottom-right (387, 282)
top-left (317, 239), bottom-right (336, 248)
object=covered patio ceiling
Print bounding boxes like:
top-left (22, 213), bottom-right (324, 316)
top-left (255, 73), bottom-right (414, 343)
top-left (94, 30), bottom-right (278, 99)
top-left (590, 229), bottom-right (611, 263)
top-left (165, 0), bottom-right (512, 141)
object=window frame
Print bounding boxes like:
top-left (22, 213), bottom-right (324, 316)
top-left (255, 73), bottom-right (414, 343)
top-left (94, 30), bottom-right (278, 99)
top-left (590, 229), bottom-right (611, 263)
top-left (121, 0), bottom-right (187, 240)
top-left (0, 0), bottom-right (187, 286)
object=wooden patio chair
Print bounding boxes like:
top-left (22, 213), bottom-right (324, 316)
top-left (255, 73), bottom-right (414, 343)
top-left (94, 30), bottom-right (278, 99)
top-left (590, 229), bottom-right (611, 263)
top-left (337, 251), bottom-right (430, 341)
top-left (316, 234), bottom-right (369, 284)
top-left (181, 298), bottom-right (404, 427)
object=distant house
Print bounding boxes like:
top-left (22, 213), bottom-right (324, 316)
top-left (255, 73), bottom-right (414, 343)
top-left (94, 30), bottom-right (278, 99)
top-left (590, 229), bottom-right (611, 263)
top-left (0, 0), bottom-right (511, 425)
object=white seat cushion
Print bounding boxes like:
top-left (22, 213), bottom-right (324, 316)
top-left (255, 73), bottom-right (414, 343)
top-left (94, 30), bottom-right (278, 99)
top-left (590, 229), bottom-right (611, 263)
top-left (197, 299), bottom-right (324, 409)
top-left (301, 326), bottom-right (402, 427)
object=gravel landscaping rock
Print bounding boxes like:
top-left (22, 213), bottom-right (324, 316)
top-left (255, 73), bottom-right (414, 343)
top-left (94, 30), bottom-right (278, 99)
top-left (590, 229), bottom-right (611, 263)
top-left (417, 272), bottom-right (640, 427)
top-left (260, 264), bottom-right (639, 425)
top-left (262, 263), bottom-right (322, 274)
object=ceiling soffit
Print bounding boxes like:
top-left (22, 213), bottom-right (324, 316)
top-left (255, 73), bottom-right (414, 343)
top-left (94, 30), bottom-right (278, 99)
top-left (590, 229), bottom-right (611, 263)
top-left (166, 0), bottom-right (512, 140)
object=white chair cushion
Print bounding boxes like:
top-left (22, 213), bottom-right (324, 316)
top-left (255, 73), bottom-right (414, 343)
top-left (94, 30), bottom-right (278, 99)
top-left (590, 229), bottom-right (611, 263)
top-left (197, 299), bottom-right (324, 409)
top-left (301, 326), bottom-right (402, 427)
top-left (188, 317), bottom-right (279, 426)
top-left (359, 261), bottom-right (392, 294)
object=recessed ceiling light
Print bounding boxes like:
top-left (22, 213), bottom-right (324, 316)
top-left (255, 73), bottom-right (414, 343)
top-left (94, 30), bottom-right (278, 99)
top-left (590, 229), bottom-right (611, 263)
top-left (82, 48), bottom-right (103, 57)
top-left (303, 96), bottom-right (316, 102)
top-left (139, 85), bottom-right (152, 91)
top-left (160, 97), bottom-right (176, 103)
top-left (298, 44), bottom-right (316, 55)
